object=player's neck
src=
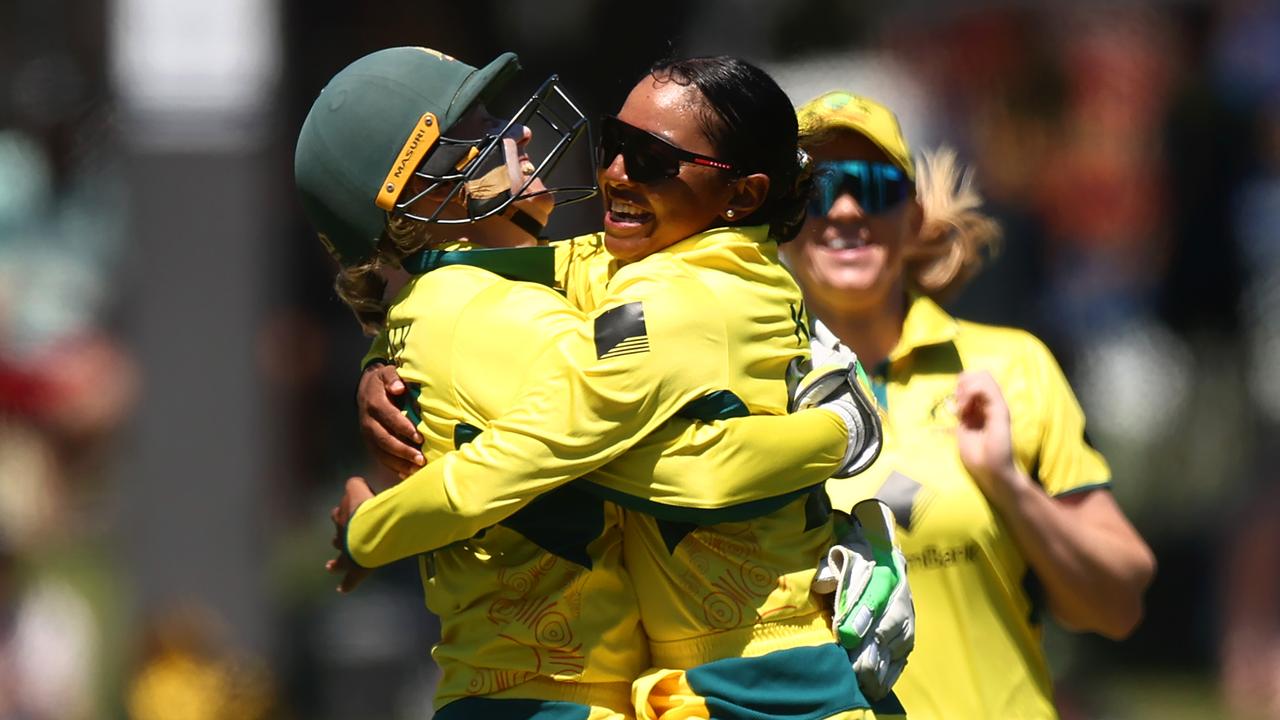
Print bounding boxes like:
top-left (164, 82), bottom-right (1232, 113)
top-left (807, 288), bottom-right (906, 369)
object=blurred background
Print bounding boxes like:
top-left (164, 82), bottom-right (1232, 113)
top-left (0, 0), bottom-right (1277, 717)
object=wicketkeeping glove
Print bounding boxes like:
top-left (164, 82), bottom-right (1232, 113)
top-left (811, 499), bottom-right (915, 701)
top-left (787, 353), bottom-right (882, 479)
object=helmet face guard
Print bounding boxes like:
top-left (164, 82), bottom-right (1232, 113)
top-left (392, 75), bottom-right (596, 228)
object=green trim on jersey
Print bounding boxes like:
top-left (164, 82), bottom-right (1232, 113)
top-left (398, 383), bottom-right (424, 441)
top-left (581, 479), bottom-right (820, 525)
top-left (453, 422), bottom-right (481, 448)
top-left (677, 390), bottom-right (750, 422)
top-left (498, 483), bottom-right (604, 569)
top-left (341, 519), bottom-right (365, 570)
top-left (802, 489), bottom-right (832, 532)
top-left (1052, 480), bottom-right (1113, 498)
top-left (655, 518), bottom-right (698, 553)
top-left (685, 643), bottom-right (868, 719)
top-left (402, 245), bottom-right (556, 286)
top-left (456, 418), bottom-right (604, 568)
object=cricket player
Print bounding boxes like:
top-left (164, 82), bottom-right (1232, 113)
top-left (785, 91), bottom-right (1154, 718)
top-left (330, 54), bottom-right (912, 719)
top-left (297, 48), bottom-right (891, 720)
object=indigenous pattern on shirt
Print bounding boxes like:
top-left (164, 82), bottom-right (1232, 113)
top-left (349, 232), bottom-right (852, 709)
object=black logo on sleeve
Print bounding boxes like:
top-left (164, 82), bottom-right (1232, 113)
top-left (594, 302), bottom-right (649, 359)
top-left (790, 301), bottom-right (811, 346)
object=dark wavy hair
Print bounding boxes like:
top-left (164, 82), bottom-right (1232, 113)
top-left (649, 56), bottom-right (812, 243)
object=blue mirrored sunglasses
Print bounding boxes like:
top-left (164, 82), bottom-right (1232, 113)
top-left (809, 160), bottom-right (913, 217)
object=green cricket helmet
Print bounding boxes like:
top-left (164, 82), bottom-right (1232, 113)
top-left (294, 47), bottom-right (594, 267)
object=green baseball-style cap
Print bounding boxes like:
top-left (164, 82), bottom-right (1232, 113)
top-left (294, 47), bottom-right (520, 266)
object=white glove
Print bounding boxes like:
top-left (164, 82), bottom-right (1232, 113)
top-left (812, 499), bottom-right (915, 701)
top-left (787, 353), bottom-right (882, 478)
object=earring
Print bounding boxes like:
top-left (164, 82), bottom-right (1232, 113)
top-left (726, 209), bottom-right (736, 219)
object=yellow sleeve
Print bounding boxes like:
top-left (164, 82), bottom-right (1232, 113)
top-left (552, 237), bottom-right (575, 287)
top-left (361, 330), bottom-right (390, 370)
top-left (346, 271), bottom-right (830, 566)
top-left (584, 408), bottom-right (847, 522)
top-left (347, 273), bottom-right (728, 565)
top-left (347, 406), bottom-right (849, 565)
top-left (1026, 336), bottom-right (1111, 497)
top-left (552, 233), bottom-right (612, 313)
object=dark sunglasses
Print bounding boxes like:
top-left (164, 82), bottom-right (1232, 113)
top-left (809, 160), bottom-right (913, 217)
top-left (597, 115), bottom-right (735, 183)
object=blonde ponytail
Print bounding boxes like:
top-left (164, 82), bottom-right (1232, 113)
top-left (334, 260), bottom-right (390, 336)
top-left (905, 147), bottom-right (1003, 302)
top-left (330, 214), bottom-right (439, 335)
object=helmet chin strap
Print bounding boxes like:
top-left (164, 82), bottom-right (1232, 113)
top-left (505, 205), bottom-right (546, 239)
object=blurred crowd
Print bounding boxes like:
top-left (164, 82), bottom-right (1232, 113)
top-left (0, 0), bottom-right (1277, 718)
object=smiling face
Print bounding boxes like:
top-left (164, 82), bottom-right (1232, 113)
top-left (599, 76), bottom-right (741, 263)
top-left (784, 129), bottom-right (921, 315)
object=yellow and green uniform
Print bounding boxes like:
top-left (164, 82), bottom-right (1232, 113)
top-left (560, 228), bottom-right (887, 720)
top-left (349, 226), bottom-right (877, 720)
top-left (822, 296), bottom-right (1111, 720)
top-left (353, 232), bottom-right (853, 718)
top-left (349, 226), bottom-right (849, 556)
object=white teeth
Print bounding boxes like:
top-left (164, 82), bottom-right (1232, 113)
top-left (610, 199), bottom-right (648, 216)
top-left (824, 236), bottom-right (865, 250)
top-left (521, 159), bottom-right (535, 175)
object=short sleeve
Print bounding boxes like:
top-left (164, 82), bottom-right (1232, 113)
top-left (1026, 336), bottom-right (1112, 497)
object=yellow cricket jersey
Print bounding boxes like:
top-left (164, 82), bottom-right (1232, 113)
top-left (374, 247), bottom-right (639, 712)
top-left (559, 230), bottom-right (840, 660)
top-left (623, 493), bottom-right (849, 665)
top-left (349, 232), bottom-right (851, 712)
top-left (823, 296), bottom-right (1111, 720)
top-left (348, 226), bottom-right (847, 562)
top-left (558, 230), bottom-right (882, 719)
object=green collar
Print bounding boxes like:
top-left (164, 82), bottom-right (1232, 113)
top-left (401, 245), bottom-right (556, 287)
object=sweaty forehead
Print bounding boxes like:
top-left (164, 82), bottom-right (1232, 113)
top-left (616, 77), bottom-right (717, 155)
